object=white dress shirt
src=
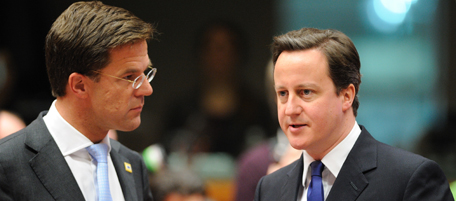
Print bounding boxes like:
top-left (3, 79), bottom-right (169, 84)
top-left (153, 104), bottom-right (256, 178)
top-left (299, 121), bottom-right (361, 201)
top-left (43, 100), bottom-right (125, 201)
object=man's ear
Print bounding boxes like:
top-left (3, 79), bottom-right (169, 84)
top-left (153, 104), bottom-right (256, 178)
top-left (67, 72), bottom-right (89, 98)
top-left (341, 84), bottom-right (355, 112)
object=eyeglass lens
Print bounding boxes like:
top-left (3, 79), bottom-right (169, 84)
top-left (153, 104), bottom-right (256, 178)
top-left (133, 68), bottom-right (156, 89)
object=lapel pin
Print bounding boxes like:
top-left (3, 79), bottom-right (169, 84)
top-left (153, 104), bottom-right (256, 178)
top-left (124, 162), bottom-right (132, 173)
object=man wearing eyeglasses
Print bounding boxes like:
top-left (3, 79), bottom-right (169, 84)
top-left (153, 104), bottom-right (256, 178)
top-left (0, 1), bottom-right (155, 201)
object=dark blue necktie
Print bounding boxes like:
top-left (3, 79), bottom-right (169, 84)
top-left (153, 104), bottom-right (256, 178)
top-left (307, 160), bottom-right (324, 201)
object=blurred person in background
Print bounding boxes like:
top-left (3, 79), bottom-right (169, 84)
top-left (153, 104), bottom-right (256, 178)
top-left (163, 20), bottom-right (275, 159)
top-left (254, 27), bottom-right (453, 201)
top-left (0, 49), bottom-right (26, 139)
top-left (0, 1), bottom-right (156, 200)
top-left (162, 20), bottom-right (276, 201)
top-left (0, 110), bottom-right (25, 139)
top-left (150, 169), bottom-right (213, 201)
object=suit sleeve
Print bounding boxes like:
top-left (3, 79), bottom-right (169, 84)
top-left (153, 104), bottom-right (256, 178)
top-left (140, 158), bottom-right (153, 201)
top-left (403, 160), bottom-right (454, 201)
top-left (0, 163), bottom-right (13, 201)
top-left (254, 177), bottom-right (265, 201)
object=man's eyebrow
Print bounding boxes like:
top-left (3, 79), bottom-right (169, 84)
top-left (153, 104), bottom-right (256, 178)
top-left (297, 83), bottom-right (318, 88)
top-left (120, 68), bottom-right (140, 75)
top-left (274, 84), bottom-right (283, 89)
top-left (274, 83), bottom-right (319, 89)
top-left (120, 61), bottom-right (153, 75)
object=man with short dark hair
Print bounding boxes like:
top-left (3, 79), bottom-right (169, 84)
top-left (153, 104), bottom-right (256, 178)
top-left (254, 28), bottom-right (453, 201)
top-left (0, 1), bottom-right (155, 200)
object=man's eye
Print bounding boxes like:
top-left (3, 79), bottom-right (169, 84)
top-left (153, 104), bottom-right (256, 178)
top-left (301, 90), bottom-right (311, 95)
top-left (278, 91), bottom-right (287, 97)
top-left (123, 75), bottom-right (134, 80)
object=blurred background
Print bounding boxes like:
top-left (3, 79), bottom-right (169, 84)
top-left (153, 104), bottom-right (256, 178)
top-left (0, 0), bottom-right (455, 200)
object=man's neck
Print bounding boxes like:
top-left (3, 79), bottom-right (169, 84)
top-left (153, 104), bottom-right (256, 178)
top-left (55, 98), bottom-right (107, 143)
top-left (307, 115), bottom-right (356, 160)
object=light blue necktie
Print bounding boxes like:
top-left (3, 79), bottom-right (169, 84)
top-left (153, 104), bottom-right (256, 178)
top-left (86, 144), bottom-right (113, 201)
top-left (307, 160), bottom-right (324, 201)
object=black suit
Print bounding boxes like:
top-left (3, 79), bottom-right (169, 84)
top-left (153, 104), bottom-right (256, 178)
top-left (0, 112), bottom-right (153, 201)
top-left (254, 126), bottom-right (454, 201)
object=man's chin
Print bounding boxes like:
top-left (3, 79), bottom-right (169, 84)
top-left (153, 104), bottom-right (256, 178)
top-left (289, 139), bottom-right (308, 150)
top-left (118, 119), bottom-right (141, 132)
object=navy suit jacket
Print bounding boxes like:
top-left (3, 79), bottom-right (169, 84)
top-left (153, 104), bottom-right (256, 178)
top-left (0, 112), bottom-right (153, 201)
top-left (254, 126), bottom-right (454, 201)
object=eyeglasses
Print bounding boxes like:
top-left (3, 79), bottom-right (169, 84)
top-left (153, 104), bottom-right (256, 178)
top-left (92, 66), bottom-right (157, 89)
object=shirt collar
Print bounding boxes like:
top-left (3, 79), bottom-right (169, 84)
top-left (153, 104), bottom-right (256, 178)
top-left (43, 100), bottom-right (112, 157)
top-left (302, 121), bottom-right (361, 186)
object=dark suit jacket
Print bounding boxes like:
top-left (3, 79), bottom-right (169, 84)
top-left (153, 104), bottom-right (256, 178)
top-left (0, 112), bottom-right (153, 201)
top-left (254, 126), bottom-right (454, 201)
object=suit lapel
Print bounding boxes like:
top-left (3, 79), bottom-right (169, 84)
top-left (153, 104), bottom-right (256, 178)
top-left (26, 114), bottom-right (85, 200)
top-left (326, 127), bottom-right (377, 201)
top-left (280, 154), bottom-right (304, 201)
top-left (110, 141), bottom-right (138, 201)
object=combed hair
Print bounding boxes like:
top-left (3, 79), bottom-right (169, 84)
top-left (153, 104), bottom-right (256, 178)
top-left (45, 1), bottom-right (155, 97)
top-left (272, 28), bottom-right (361, 116)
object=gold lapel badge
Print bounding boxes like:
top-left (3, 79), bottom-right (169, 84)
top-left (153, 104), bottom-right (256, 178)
top-left (124, 162), bottom-right (133, 173)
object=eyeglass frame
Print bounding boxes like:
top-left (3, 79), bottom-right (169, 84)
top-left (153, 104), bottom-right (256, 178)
top-left (92, 66), bottom-right (157, 89)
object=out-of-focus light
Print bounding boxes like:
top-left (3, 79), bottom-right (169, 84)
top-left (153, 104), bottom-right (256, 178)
top-left (381, 0), bottom-right (412, 13)
top-left (374, 0), bottom-right (410, 24)
top-left (367, 0), bottom-right (417, 33)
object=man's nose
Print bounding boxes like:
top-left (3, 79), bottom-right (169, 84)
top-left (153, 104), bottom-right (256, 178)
top-left (284, 96), bottom-right (302, 116)
top-left (136, 79), bottom-right (153, 96)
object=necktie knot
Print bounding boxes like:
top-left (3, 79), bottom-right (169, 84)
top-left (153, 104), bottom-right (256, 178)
top-left (86, 143), bottom-right (109, 163)
top-left (310, 160), bottom-right (324, 177)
